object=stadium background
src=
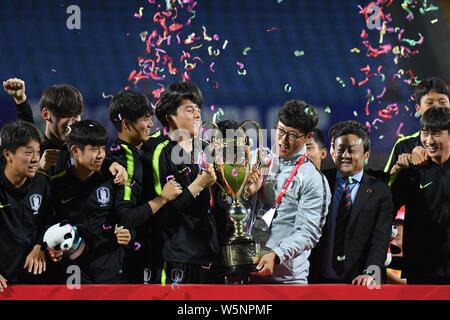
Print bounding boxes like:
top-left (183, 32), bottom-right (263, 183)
top-left (0, 0), bottom-right (449, 170)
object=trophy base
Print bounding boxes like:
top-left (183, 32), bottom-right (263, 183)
top-left (224, 237), bottom-right (260, 279)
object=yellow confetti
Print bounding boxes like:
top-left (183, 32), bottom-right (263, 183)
top-left (379, 23), bottom-right (386, 44)
top-left (191, 44), bottom-right (203, 50)
top-left (139, 7), bottom-right (144, 16)
top-left (431, 19), bottom-right (438, 24)
top-left (350, 48), bottom-right (360, 53)
top-left (222, 40), bottom-right (229, 50)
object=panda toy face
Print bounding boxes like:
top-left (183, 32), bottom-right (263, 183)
top-left (43, 222), bottom-right (75, 251)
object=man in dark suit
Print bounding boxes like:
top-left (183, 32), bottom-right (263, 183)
top-left (309, 123), bottom-right (394, 285)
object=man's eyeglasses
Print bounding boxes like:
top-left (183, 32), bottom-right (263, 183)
top-left (275, 126), bottom-right (306, 142)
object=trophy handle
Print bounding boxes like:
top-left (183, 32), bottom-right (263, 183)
top-left (238, 120), bottom-right (266, 170)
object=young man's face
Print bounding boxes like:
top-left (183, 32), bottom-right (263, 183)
top-left (416, 90), bottom-right (450, 115)
top-left (4, 139), bottom-right (40, 179)
top-left (125, 115), bottom-right (153, 143)
top-left (334, 134), bottom-right (370, 177)
top-left (420, 129), bottom-right (450, 162)
top-left (44, 108), bottom-right (81, 143)
top-left (275, 121), bottom-right (309, 159)
top-left (170, 99), bottom-right (201, 137)
top-left (73, 145), bottom-right (106, 172)
top-left (306, 137), bottom-right (327, 169)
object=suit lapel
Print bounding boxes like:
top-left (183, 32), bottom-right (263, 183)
top-left (347, 171), bottom-right (373, 230)
top-left (321, 168), bottom-right (337, 234)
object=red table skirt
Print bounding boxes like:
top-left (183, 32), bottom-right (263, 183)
top-left (1, 284), bottom-right (449, 300)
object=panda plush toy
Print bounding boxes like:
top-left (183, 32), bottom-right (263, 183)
top-left (42, 221), bottom-right (85, 260)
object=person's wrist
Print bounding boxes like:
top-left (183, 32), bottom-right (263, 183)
top-left (14, 95), bottom-right (26, 105)
top-left (159, 195), bottom-right (168, 204)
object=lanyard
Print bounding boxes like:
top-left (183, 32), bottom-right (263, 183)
top-left (274, 152), bottom-right (307, 207)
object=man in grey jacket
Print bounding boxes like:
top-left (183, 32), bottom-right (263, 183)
top-left (246, 100), bottom-right (331, 284)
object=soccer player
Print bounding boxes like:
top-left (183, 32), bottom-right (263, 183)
top-left (0, 121), bottom-right (51, 291)
top-left (2, 78), bottom-right (127, 183)
top-left (45, 120), bottom-right (133, 284)
top-left (108, 89), bottom-right (182, 283)
top-left (390, 106), bottom-right (450, 284)
top-left (385, 77), bottom-right (449, 175)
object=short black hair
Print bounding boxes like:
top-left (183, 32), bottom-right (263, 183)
top-left (310, 128), bottom-right (325, 149)
top-left (65, 120), bottom-right (108, 152)
top-left (420, 105), bottom-right (450, 132)
top-left (39, 84), bottom-right (84, 117)
top-left (109, 89), bottom-right (153, 132)
top-left (414, 77), bottom-right (449, 106)
top-left (217, 120), bottom-right (240, 137)
top-left (155, 81), bottom-right (203, 128)
top-left (277, 100), bottom-right (318, 134)
top-left (333, 122), bottom-right (371, 153)
top-left (0, 120), bottom-right (42, 153)
top-left (328, 120), bottom-right (370, 141)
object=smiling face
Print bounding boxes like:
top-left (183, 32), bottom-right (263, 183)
top-left (124, 115), bottom-right (153, 145)
top-left (416, 89), bottom-right (450, 115)
top-left (275, 121), bottom-right (310, 159)
top-left (3, 139), bottom-right (41, 180)
top-left (169, 99), bottom-right (201, 137)
top-left (72, 144), bottom-right (106, 173)
top-left (334, 134), bottom-right (370, 177)
top-left (420, 129), bottom-right (450, 163)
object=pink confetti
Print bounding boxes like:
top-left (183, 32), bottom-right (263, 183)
top-left (102, 224), bottom-right (112, 230)
top-left (395, 123), bottom-right (404, 136)
top-left (376, 87), bottom-right (387, 99)
top-left (209, 62), bottom-right (215, 72)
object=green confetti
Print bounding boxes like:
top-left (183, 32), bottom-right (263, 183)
top-left (378, 135), bottom-right (384, 140)
top-left (242, 47), bottom-right (252, 55)
top-left (294, 50), bottom-right (304, 57)
top-left (284, 83), bottom-right (292, 93)
top-left (324, 106), bottom-right (331, 114)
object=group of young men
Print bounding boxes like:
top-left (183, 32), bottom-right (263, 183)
top-left (0, 76), bottom-right (449, 291)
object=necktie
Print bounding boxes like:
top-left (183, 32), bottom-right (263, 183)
top-left (333, 178), bottom-right (353, 275)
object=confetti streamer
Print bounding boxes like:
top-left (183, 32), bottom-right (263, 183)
top-left (395, 122), bottom-right (404, 136)
top-left (336, 77), bottom-right (346, 88)
top-left (266, 27), bottom-right (281, 32)
top-left (284, 83), bottom-right (292, 92)
top-left (242, 47), bottom-right (252, 55)
top-left (376, 87), bottom-right (386, 99)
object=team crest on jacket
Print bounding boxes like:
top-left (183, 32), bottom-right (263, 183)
top-left (96, 187), bottom-right (110, 206)
top-left (29, 194), bottom-right (42, 213)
